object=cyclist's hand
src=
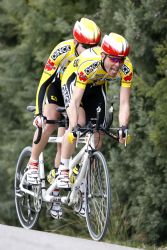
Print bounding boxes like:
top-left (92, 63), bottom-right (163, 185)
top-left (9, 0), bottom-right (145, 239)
top-left (67, 124), bottom-right (81, 144)
top-left (33, 115), bottom-right (46, 128)
top-left (118, 125), bottom-right (128, 144)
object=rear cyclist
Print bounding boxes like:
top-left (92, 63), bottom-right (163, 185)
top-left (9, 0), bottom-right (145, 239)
top-left (27, 18), bottom-right (101, 219)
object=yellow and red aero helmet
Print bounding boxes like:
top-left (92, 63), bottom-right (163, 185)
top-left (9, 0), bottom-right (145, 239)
top-left (73, 18), bottom-right (101, 45)
top-left (101, 33), bottom-right (130, 57)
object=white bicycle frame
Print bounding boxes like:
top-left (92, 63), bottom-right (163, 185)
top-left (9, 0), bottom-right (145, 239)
top-left (19, 131), bottom-right (95, 206)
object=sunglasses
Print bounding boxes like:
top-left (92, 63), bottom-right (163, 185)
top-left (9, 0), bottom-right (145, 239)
top-left (107, 55), bottom-right (125, 64)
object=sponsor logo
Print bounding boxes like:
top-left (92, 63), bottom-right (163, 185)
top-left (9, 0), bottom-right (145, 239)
top-left (124, 72), bottom-right (133, 82)
top-left (73, 59), bottom-right (79, 67)
top-left (84, 61), bottom-right (100, 75)
top-left (45, 59), bottom-right (56, 71)
top-left (51, 95), bottom-right (57, 101)
top-left (121, 64), bottom-right (130, 75)
top-left (51, 45), bottom-right (71, 60)
top-left (78, 71), bottom-right (87, 82)
top-left (61, 85), bottom-right (70, 107)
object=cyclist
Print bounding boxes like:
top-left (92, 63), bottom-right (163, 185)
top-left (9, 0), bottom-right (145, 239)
top-left (27, 18), bottom-right (101, 218)
top-left (58, 32), bottom-right (133, 191)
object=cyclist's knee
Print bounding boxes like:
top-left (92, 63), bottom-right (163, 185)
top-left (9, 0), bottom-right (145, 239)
top-left (43, 103), bottom-right (60, 120)
top-left (77, 118), bottom-right (86, 127)
top-left (44, 124), bottom-right (56, 135)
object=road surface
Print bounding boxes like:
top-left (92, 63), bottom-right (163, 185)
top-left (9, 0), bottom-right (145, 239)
top-left (0, 224), bottom-right (143, 250)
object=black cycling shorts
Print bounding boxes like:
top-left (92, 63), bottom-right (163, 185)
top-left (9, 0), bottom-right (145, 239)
top-left (62, 83), bottom-right (107, 126)
top-left (46, 79), bottom-right (65, 107)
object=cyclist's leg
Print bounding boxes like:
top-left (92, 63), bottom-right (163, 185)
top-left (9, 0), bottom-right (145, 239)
top-left (30, 103), bottom-right (60, 160)
top-left (44, 82), bottom-right (65, 217)
top-left (27, 81), bottom-right (62, 183)
top-left (54, 126), bottom-right (66, 168)
top-left (47, 125), bottom-right (65, 219)
top-left (57, 107), bottom-right (86, 187)
top-left (83, 84), bottom-right (106, 150)
top-left (47, 126), bottom-right (66, 184)
top-left (61, 106), bottom-right (86, 158)
top-left (46, 80), bottom-right (68, 184)
top-left (31, 80), bottom-right (64, 160)
top-left (27, 103), bottom-right (60, 183)
top-left (77, 85), bottom-right (106, 215)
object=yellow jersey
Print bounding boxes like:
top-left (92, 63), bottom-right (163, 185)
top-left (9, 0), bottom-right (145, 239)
top-left (62, 46), bottom-right (133, 89)
top-left (35, 39), bottom-right (77, 115)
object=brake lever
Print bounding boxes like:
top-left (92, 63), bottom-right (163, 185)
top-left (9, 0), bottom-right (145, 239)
top-left (34, 126), bottom-right (42, 144)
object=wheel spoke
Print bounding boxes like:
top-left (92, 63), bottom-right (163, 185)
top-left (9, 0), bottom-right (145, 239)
top-left (86, 151), bottom-right (111, 241)
top-left (15, 147), bottom-right (40, 229)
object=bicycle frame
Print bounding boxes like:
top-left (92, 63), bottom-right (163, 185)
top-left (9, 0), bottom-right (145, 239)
top-left (16, 103), bottom-right (122, 240)
top-left (19, 130), bottom-right (96, 206)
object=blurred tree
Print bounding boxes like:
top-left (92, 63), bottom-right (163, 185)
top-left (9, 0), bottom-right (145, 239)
top-left (98, 0), bottom-right (167, 245)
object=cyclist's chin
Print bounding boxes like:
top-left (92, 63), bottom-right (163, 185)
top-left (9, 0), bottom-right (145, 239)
top-left (107, 67), bottom-right (118, 77)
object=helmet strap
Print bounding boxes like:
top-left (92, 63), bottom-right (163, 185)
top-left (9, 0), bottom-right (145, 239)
top-left (75, 42), bottom-right (80, 56)
top-left (101, 54), bottom-right (107, 72)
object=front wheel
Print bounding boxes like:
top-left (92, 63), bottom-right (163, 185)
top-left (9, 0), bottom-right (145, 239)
top-left (85, 151), bottom-right (111, 241)
top-left (15, 146), bottom-right (41, 229)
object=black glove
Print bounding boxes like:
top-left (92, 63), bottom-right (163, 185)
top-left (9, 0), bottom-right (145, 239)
top-left (119, 125), bottom-right (128, 138)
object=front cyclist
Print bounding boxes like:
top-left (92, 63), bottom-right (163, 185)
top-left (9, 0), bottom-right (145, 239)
top-left (58, 33), bottom-right (133, 190)
top-left (27, 18), bottom-right (101, 218)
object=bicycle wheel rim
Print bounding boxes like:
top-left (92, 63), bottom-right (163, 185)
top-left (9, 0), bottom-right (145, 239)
top-left (85, 151), bottom-right (111, 241)
top-left (15, 146), bottom-right (40, 229)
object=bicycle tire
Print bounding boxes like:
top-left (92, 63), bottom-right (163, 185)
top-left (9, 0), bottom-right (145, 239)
top-left (15, 146), bottom-right (41, 229)
top-left (85, 151), bottom-right (111, 241)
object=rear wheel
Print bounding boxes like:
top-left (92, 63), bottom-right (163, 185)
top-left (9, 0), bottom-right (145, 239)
top-left (85, 151), bottom-right (111, 241)
top-left (15, 146), bottom-right (41, 229)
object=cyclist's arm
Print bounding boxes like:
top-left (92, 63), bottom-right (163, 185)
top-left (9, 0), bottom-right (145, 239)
top-left (35, 72), bottom-right (56, 115)
top-left (119, 57), bottom-right (133, 127)
top-left (119, 86), bottom-right (131, 127)
top-left (67, 86), bottom-right (85, 129)
top-left (35, 43), bottom-right (71, 115)
top-left (35, 54), bottom-right (58, 115)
